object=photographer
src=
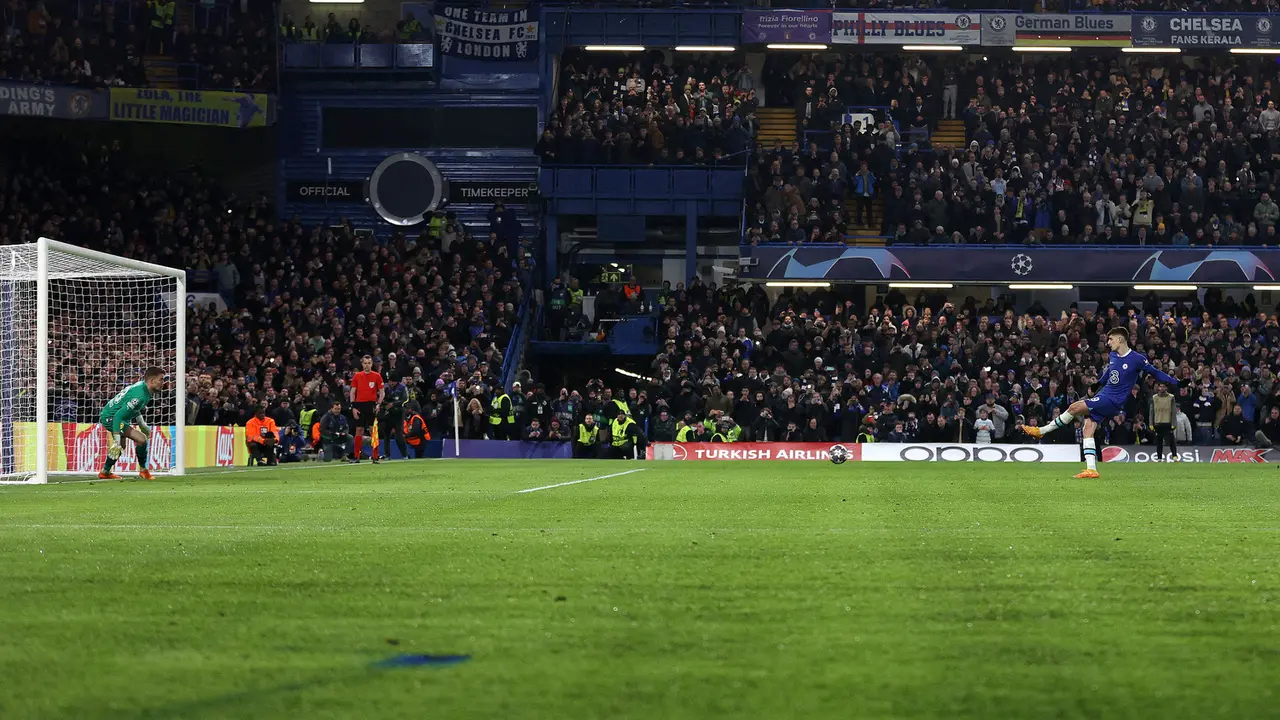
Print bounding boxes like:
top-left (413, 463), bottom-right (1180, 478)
top-left (245, 406), bottom-right (279, 466)
top-left (278, 425), bottom-right (305, 463)
top-left (319, 401), bottom-right (353, 462)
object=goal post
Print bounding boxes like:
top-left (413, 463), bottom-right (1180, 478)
top-left (0, 238), bottom-right (186, 484)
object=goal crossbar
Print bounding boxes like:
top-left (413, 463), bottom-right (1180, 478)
top-left (0, 238), bottom-right (187, 484)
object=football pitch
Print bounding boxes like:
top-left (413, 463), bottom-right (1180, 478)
top-left (2, 461), bottom-right (1279, 719)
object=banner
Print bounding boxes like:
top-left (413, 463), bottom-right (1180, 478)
top-left (742, 9), bottom-right (832, 44)
top-left (741, 247), bottom-right (1280, 284)
top-left (442, 439), bottom-right (572, 458)
top-left (1008, 13), bottom-right (1130, 47)
top-left (432, 5), bottom-right (539, 60)
top-left (17, 423), bottom-right (249, 473)
top-left (981, 13), bottom-right (1016, 46)
top-left (833, 12), bottom-right (981, 45)
top-left (0, 81), bottom-right (106, 120)
top-left (648, 442), bottom-right (850, 461)
top-left (285, 180), bottom-right (366, 203)
top-left (187, 293), bottom-right (227, 313)
top-left (1133, 14), bottom-right (1276, 48)
top-left (109, 88), bottom-right (272, 128)
top-left (448, 181), bottom-right (538, 204)
top-left (1102, 445), bottom-right (1276, 463)
top-left (860, 443), bottom-right (1079, 463)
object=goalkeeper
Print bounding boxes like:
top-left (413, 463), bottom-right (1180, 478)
top-left (98, 367), bottom-right (166, 481)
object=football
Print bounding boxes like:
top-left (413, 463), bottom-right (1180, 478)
top-left (829, 444), bottom-right (850, 465)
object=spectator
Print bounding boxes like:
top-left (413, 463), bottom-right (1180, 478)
top-left (1216, 401), bottom-right (1246, 446)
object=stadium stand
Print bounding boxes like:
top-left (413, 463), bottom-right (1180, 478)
top-left (0, 0), bottom-right (274, 90)
top-left (527, 277), bottom-right (1278, 450)
top-left (747, 53), bottom-right (1280, 247)
top-left (0, 135), bottom-right (521, 431)
top-left (542, 50), bottom-right (760, 165)
top-left (531, 45), bottom-right (1280, 450)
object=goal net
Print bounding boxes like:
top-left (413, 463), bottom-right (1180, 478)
top-left (0, 238), bottom-right (186, 484)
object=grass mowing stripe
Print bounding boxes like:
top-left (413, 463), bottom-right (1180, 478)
top-left (515, 468), bottom-right (647, 494)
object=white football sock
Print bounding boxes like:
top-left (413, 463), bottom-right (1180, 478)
top-left (1083, 438), bottom-right (1097, 471)
top-left (1039, 411), bottom-right (1076, 435)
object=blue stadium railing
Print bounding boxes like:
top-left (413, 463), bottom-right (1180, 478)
top-left (282, 43), bottom-right (435, 71)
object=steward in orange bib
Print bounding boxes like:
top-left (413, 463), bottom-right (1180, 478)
top-left (403, 402), bottom-right (431, 459)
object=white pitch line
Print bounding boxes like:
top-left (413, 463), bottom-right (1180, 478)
top-left (515, 468), bottom-right (647, 494)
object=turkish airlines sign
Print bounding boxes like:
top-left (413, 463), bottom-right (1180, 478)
top-left (648, 442), bottom-right (849, 461)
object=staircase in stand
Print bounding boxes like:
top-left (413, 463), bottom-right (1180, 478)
top-left (755, 107), bottom-right (796, 147)
top-left (842, 195), bottom-right (886, 246)
top-left (143, 55), bottom-right (180, 89)
top-left (931, 119), bottom-right (966, 149)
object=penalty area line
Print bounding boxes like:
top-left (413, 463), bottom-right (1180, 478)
top-left (515, 468), bottom-right (647, 494)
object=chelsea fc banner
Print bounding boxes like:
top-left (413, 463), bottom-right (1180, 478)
top-left (1132, 13), bottom-right (1278, 48)
top-left (432, 5), bottom-right (539, 61)
top-left (0, 81), bottom-right (106, 120)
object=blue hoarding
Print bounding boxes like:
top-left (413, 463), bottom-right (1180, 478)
top-left (742, 246), bottom-right (1280, 285)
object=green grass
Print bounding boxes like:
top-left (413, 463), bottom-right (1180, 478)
top-left (2, 460), bottom-right (1280, 719)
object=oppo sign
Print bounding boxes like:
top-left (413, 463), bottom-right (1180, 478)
top-left (862, 443), bottom-right (1079, 463)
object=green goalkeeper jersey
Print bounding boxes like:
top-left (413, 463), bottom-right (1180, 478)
top-left (99, 381), bottom-right (153, 432)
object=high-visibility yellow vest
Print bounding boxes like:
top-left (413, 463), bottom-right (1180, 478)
top-left (489, 394), bottom-right (513, 425)
top-left (151, 0), bottom-right (174, 28)
top-left (299, 25), bottom-right (318, 41)
top-left (398, 18), bottom-right (422, 41)
top-left (611, 398), bottom-right (630, 417)
top-left (612, 418), bottom-right (635, 447)
top-left (577, 424), bottom-right (598, 444)
top-left (676, 425), bottom-right (693, 442)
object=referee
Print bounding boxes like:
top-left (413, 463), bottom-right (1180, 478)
top-left (349, 354), bottom-right (385, 463)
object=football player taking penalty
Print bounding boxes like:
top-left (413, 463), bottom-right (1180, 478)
top-left (98, 367), bottom-right (167, 480)
top-left (1019, 327), bottom-right (1179, 478)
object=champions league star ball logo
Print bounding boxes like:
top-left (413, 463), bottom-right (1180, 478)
top-left (1010, 253), bottom-right (1034, 276)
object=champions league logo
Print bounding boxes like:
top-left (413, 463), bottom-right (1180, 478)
top-left (1010, 254), bottom-right (1033, 276)
top-left (1134, 250), bottom-right (1276, 282)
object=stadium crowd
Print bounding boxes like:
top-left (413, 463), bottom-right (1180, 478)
top-left (747, 52), bottom-right (1280, 247)
top-left (0, 0), bottom-right (274, 91)
top-left (0, 134), bottom-right (524, 458)
top-left (279, 10), bottom-right (431, 45)
top-left (519, 277), bottom-right (1280, 456)
top-left (540, 50), bottom-right (760, 165)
